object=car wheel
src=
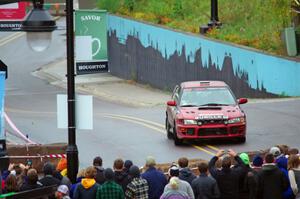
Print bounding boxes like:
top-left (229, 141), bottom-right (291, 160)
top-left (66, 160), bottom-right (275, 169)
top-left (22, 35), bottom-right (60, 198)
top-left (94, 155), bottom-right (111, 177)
top-left (165, 118), bottom-right (172, 139)
top-left (237, 136), bottom-right (246, 143)
top-left (173, 126), bottom-right (183, 146)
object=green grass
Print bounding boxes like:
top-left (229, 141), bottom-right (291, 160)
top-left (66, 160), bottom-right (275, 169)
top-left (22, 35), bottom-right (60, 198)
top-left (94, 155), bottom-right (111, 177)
top-left (97, 0), bottom-right (295, 55)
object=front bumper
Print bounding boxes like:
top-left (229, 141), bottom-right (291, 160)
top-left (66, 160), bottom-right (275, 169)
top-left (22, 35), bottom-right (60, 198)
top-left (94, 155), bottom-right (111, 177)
top-left (176, 123), bottom-right (246, 139)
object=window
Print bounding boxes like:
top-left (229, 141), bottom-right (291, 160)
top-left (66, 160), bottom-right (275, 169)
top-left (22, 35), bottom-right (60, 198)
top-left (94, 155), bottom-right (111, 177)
top-left (180, 87), bottom-right (236, 106)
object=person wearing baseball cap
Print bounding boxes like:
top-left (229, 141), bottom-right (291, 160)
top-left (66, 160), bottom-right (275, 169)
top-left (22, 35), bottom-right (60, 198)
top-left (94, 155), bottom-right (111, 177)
top-left (55, 184), bottom-right (71, 199)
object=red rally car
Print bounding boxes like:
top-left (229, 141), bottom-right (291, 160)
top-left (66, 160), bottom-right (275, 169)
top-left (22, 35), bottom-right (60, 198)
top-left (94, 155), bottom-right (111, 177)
top-left (165, 81), bottom-right (248, 145)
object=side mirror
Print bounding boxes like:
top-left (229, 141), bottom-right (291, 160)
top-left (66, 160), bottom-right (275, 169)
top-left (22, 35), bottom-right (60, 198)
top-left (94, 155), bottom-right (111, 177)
top-left (238, 98), bottom-right (248, 104)
top-left (167, 100), bottom-right (177, 106)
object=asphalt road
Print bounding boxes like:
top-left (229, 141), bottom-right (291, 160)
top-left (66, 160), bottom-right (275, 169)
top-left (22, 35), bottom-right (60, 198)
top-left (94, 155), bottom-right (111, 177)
top-left (1, 21), bottom-right (300, 169)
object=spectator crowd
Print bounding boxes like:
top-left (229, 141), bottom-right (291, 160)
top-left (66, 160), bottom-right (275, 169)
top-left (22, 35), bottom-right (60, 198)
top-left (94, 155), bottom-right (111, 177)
top-left (0, 145), bottom-right (299, 199)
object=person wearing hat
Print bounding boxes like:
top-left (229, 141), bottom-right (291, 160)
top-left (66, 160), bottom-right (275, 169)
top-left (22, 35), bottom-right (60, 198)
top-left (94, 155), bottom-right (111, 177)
top-left (277, 155), bottom-right (294, 199)
top-left (123, 160), bottom-right (133, 175)
top-left (191, 161), bottom-right (220, 199)
top-left (56, 185), bottom-right (71, 199)
top-left (251, 155), bottom-right (263, 171)
top-left (270, 147), bottom-right (282, 158)
top-left (56, 158), bottom-right (68, 177)
top-left (236, 153), bottom-right (260, 199)
top-left (270, 146), bottom-right (289, 169)
top-left (244, 154), bottom-right (264, 199)
top-left (96, 168), bottom-right (124, 199)
top-left (39, 162), bottom-right (61, 199)
top-left (141, 156), bottom-right (167, 199)
top-left (270, 146), bottom-right (294, 199)
top-left (39, 162), bottom-right (61, 187)
top-left (163, 164), bottom-right (194, 199)
top-left (125, 165), bottom-right (149, 199)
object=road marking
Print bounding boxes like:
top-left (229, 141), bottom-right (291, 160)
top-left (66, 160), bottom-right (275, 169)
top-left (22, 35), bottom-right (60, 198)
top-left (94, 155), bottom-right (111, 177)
top-left (0, 33), bottom-right (20, 43)
top-left (0, 32), bottom-right (25, 47)
top-left (102, 115), bottom-right (166, 134)
top-left (102, 114), bottom-right (218, 156)
top-left (101, 113), bottom-right (165, 129)
top-left (5, 107), bottom-right (55, 115)
top-left (192, 145), bottom-right (216, 156)
top-left (206, 145), bottom-right (220, 152)
top-left (5, 107), bottom-right (219, 156)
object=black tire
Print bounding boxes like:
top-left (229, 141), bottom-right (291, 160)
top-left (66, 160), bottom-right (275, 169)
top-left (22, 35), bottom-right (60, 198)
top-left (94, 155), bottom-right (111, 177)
top-left (237, 136), bottom-right (246, 143)
top-left (173, 127), bottom-right (183, 146)
top-left (165, 117), bottom-right (173, 139)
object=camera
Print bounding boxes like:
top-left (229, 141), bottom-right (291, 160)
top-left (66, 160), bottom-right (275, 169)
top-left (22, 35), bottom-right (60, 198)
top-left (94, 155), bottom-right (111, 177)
top-left (26, 160), bottom-right (32, 166)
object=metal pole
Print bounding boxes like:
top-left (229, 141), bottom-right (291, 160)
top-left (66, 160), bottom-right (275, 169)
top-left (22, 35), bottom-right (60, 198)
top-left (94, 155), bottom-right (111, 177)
top-left (214, 0), bottom-right (219, 22)
top-left (210, 0), bottom-right (219, 25)
top-left (209, 0), bottom-right (220, 27)
top-left (66, 0), bottom-right (78, 184)
top-left (210, 0), bottom-right (214, 22)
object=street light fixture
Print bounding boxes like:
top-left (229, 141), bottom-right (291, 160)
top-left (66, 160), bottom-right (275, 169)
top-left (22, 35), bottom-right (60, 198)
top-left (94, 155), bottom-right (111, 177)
top-left (0, 0), bottom-right (78, 183)
top-left (22, 0), bottom-right (56, 52)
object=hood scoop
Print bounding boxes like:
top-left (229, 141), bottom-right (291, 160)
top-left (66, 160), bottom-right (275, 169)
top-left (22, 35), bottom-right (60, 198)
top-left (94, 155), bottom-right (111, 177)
top-left (198, 106), bottom-right (222, 110)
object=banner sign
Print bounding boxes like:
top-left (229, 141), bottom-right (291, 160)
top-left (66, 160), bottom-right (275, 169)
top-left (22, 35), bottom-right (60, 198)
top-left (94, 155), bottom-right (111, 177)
top-left (0, 71), bottom-right (5, 140)
top-left (0, 2), bottom-right (27, 20)
top-left (75, 10), bottom-right (108, 75)
top-left (0, 21), bottom-right (21, 31)
top-left (57, 94), bottom-right (93, 130)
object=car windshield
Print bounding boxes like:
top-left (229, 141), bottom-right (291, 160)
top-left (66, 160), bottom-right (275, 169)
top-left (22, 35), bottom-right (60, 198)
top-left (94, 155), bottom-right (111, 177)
top-left (180, 87), bottom-right (236, 106)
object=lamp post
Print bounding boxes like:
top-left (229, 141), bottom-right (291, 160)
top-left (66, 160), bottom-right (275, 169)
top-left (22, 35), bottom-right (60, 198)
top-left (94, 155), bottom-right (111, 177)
top-left (65, 0), bottom-right (78, 184)
top-left (200, 0), bottom-right (222, 34)
top-left (24, 0), bottom-right (78, 183)
top-left (208, 0), bottom-right (220, 27)
top-left (0, 0), bottom-right (78, 183)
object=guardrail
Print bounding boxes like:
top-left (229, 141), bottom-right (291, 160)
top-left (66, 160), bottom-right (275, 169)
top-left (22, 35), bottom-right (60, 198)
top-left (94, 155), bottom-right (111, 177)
top-left (0, 185), bottom-right (57, 199)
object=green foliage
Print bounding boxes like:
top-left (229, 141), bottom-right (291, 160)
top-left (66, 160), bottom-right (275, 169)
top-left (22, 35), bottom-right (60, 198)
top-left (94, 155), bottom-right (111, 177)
top-left (96, 0), bottom-right (121, 12)
top-left (172, 0), bottom-right (184, 19)
top-left (124, 0), bottom-right (135, 12)
top-left (97, 0), bottom-right (295, 55)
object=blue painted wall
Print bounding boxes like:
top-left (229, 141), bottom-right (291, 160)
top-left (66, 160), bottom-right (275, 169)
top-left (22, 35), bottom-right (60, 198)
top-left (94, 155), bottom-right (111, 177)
top-left (107, 15), bottom-right (300, 97)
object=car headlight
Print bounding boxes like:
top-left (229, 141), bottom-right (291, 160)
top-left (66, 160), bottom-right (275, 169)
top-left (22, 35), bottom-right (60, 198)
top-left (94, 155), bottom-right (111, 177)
top-left (227, 117), bottom-right (245, 124)
top-left (183, 120), bottom-right (197, 125)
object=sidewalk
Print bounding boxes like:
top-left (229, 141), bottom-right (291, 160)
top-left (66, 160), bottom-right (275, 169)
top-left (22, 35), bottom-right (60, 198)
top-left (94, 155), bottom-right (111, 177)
top-left (32, 59), bottom-right (171, 107)
top-left (32, 59), bottom-right (299, 107)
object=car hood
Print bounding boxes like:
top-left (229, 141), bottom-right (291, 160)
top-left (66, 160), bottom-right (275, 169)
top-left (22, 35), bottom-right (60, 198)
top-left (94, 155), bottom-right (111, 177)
top-left (178, 105), bottom-right (243, 119)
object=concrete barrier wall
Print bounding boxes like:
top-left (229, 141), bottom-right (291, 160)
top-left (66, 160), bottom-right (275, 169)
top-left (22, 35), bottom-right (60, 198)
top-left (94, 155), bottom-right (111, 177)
top-left (107, 15), bottom-right (300, 98)
top-left (6, 143), bottom-right (67, 172)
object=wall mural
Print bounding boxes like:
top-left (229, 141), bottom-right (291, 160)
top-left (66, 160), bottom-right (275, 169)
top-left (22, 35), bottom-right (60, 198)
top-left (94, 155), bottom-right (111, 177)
top-left (107, 15), bottom-right (300, 98)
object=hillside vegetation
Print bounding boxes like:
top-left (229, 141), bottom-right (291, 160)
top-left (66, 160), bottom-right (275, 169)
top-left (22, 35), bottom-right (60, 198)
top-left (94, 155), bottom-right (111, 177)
top-left (97, 0), bottom-right (298, 56)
